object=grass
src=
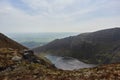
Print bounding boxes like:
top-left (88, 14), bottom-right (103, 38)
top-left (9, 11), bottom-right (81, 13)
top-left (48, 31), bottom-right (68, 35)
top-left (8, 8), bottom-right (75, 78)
top-left (0, 48), bottom-right (120, 80)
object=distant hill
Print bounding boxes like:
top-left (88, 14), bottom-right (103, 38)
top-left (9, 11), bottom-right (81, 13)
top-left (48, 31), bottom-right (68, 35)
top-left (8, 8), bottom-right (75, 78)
top-left (8, 32), bottom-right (78, 48)
top-left (33, 28), bottom-right (120, 64)
top-left (21, 41), bottom-right (46, 49)
top-left (0, 33), bottom-right (27, 50)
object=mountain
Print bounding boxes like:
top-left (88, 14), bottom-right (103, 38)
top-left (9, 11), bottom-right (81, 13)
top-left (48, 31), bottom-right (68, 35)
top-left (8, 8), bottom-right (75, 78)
top-left (0, 32), bottom-right (120, 80)
top-left (0, 33), bottom-right (28, 71)
top-left (33, 28), bottom-right (120, 64)
top-left (0, 33), bottom-right (27, 50)
top-left (21, 41), bottom-right (46, 49)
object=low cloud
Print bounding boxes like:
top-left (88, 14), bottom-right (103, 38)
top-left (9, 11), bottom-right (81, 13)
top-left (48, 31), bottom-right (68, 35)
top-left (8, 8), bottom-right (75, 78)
top-left (0, 0), bottom-right (120, 33)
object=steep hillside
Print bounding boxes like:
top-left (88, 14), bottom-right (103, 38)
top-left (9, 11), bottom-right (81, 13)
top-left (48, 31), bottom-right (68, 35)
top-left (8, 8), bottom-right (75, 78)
top-left (0, 33), bottom-right (27, 50)
top-left (33, 28), bottom-right (120, 64)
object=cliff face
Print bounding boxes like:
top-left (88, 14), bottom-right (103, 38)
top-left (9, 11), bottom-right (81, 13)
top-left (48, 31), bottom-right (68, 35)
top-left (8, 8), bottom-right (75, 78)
top-left (33, 28), bottom-right (120, 64)
top-left (0, 33), bottom-right (27, 50)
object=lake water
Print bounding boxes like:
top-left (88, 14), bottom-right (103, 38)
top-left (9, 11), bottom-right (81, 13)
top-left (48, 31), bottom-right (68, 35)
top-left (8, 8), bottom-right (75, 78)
top-left (45, 55), bottom-right (95, 70)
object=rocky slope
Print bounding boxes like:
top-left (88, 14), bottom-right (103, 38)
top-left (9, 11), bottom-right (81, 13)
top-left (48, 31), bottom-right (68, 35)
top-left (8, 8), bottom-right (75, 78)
top-left (0, 48), bottom-right (120, 80)
top-left (33, 28), bottom-right (120, 64)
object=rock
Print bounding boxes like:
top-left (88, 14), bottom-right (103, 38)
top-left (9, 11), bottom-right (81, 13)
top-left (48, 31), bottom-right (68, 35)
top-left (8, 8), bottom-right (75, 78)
top-left (23, 50), bottom-right (40, 63)
top-left (12, 56), bottom-right (22, 62)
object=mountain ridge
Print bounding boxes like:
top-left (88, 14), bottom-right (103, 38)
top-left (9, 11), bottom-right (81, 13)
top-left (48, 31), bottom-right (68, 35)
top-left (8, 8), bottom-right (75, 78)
top-left (0, 33), bottom-right (27, 50)
top-left (33, 27), bottom-right (120, 64)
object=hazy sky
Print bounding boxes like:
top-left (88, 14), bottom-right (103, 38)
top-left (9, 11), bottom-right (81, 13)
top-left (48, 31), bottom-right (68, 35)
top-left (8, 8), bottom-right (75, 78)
top-left (0, 0), bottom-right (120, 33)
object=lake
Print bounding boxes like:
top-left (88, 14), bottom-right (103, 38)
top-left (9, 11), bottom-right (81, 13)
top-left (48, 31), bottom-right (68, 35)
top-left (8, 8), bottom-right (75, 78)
top-left (45, 55), bottom-right (95, 70)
